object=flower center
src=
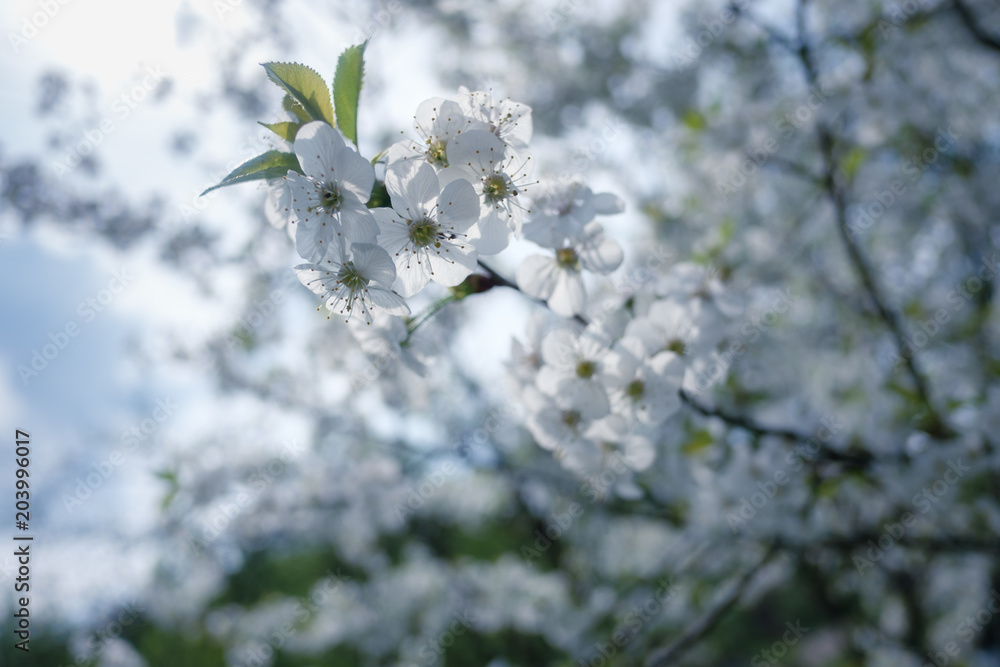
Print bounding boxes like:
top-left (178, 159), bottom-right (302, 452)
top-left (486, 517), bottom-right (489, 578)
top-left (483, 174), bottom-right (513, 203)
top-left (556, 248), bottom-right (579, 270)
top-left (626, 380), bottom-right (645, 400)
top-left (337, 261), bottom-right (368, 293)
top-left (561, 410), bottom-right (582, 429)
top-left (427, 140), bottom-right (448, 166)
top-left (319, 184), bottom-right (344, 212)
top-left (408, 217), bottom-right (439, 248)
top-left (666, 339), bottom-right (686, 355)
top-left (576, 360), bottom-right (596, 379)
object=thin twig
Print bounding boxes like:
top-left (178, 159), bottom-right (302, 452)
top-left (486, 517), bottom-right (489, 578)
top-left (734, 0), bottom-right (952, 437)
top-left (645, 545), bottom-right (777, 667)
top-left (476, 259), bottom-right (589, 326)
top-left (678, 389), bottom-right (883, 467)
top-left (953, 0), bottom-right (1000, 53)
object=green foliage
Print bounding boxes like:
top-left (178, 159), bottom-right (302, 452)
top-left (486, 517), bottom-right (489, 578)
top-left (682, 108), bottom-right (706, 132)
top-left (333, 42), bottom-right (367, 146)
top-left (200, 151), bottom-right (302, 195)
top-left (366, 178), bottom-right (390, 209)
top-left (681, 429), bottom-right (714, 456)
top-left (129, 621), bottom-right (228, 667)
top-left (444, 628), bottom-right (565, 666)
top-left (155, 468), bottom-right (180, 509)
top-left (282, 93), bottom-right (312, 123)
top-left (262, 62), bottom-right (335, 125)
top-left (841, 146), bottom-right (867, 182)
top-left (210, 549), bottom-right (363, 608)
top-left (258, 121), bottom-right (301, 142)
top-left (0, 626), bottom-right (74, 665)
top-left (273, 644), bottom-right (365, 667)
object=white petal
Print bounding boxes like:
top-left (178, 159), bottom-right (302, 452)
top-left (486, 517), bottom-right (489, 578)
top-left (516, 255), bottom-right (558, 301)
top-left (264, 178), bottom-right (292, 229)
top-left (414, 97), bottom-right (449, 136)
top-left (557, 377), bottom-right (610, 418)
top-left (351, 243), bottom-right (396, 286)
top-left (591, 191), bottom-right (625, 215)
top-left (395, 254), bottom-right (433, 298)
top-left (367, 286), bottom-right (411, 316)
top-left (386, 160), bottom-right (439, 217)
top-left (548, 270), bottom-right (586, 318)
top-left (371, 207), bottom-right (405, 239)
top-left (428, 244), bottom-right (478, 287)
top-left (541, 328), bottom-right (578, 369)
top-left (469, 206), bottom-right (513, 255)
top-left (330, 145), bottom-right (375, 202)
top-left (339, 200), bottom-right (380, 245)
top-left (293, 121), bottom-right (344, 181)
top-left (437, 179), bottom-right (481, 230)
top-left (598, 348), bottom-right (638, 388)
top-left (294, 263), bottom-right (330, 296)
top-left (446, 130), bottom-right (505, 177)
top-left (436, 164), bottom-right (480, 190)
top-left (579, 234), bottom-right (623, 275)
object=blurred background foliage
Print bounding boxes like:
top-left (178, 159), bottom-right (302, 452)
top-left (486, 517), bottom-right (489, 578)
top-left (2, 0), bottom-right (1000, 665)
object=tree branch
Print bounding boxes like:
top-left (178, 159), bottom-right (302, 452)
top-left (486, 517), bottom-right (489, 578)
top-left (678, 389), bottom-right (884, 468)
top-left (953, 0), bottom-right (1000, 53)
top-left (737, 0), bottom-right (953, 438)
top-left (644, 545), bottom-right (777, 667)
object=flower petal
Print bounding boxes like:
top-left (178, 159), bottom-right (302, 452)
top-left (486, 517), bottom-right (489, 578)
top-left (548, 270), bottom-right (586, 317)
top-left (437, 179), bottom-right (480, 230)
top-left (351, 243), bottom-right (397, 286)
top-left (367, 286), bottom-right (411, 316)
top-left (516, 255), bottom-right (558, 301)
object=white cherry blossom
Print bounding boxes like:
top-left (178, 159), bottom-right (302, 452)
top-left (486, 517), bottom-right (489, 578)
top-left (385, 97), bottom-right (488, 169)
top-left (440, 130), bottom-right (533, 255)
top-left (295, 242), bottom-right (409, 325)
top-left (516, 221), bottom-right (623, 318)
top-left (523, 179), bottom-right (624, 247)
top-left (536, 326), bottom-right (637, 418)
top-left (371, 160), bottom-right (480, 297)
top-left (287, 121), bottom-right (379, 263)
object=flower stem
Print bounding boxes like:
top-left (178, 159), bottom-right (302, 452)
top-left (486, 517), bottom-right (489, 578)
top-left (405, 294), bottom-right (458, 341)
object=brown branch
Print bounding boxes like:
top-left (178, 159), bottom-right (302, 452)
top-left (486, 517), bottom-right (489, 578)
top-left (644, 545), bottom-right (777, 667)
top-left (953, 0), bottom-right (1000, 53)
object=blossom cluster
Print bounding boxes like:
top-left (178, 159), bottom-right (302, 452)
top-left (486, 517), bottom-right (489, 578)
top-left (257, 85), bottom-right (739, 479)
top-left (509, 261), bottom-right (740, 486)
top-left (264, 88), bottom-right (627, 326)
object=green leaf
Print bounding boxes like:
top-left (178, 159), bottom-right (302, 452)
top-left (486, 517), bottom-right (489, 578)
top-left (262, 62), bottom-right (334, 125)
top-left (282, 93), bottom-right (311, 123)
top-left (681, 429), bottom-right (714, 456)
top-left (842, 146), bottom-right (867, 181)
top-left (682, 108), bottom-right (706, 132)
top-left (333, 42), bottom-right (367, 146)
top-left (156, 469), bottom-right (180, 509)
top-left (200, 151), bottom-right (302, 196)
top-left (258, 121), bottom-right (301, 142)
